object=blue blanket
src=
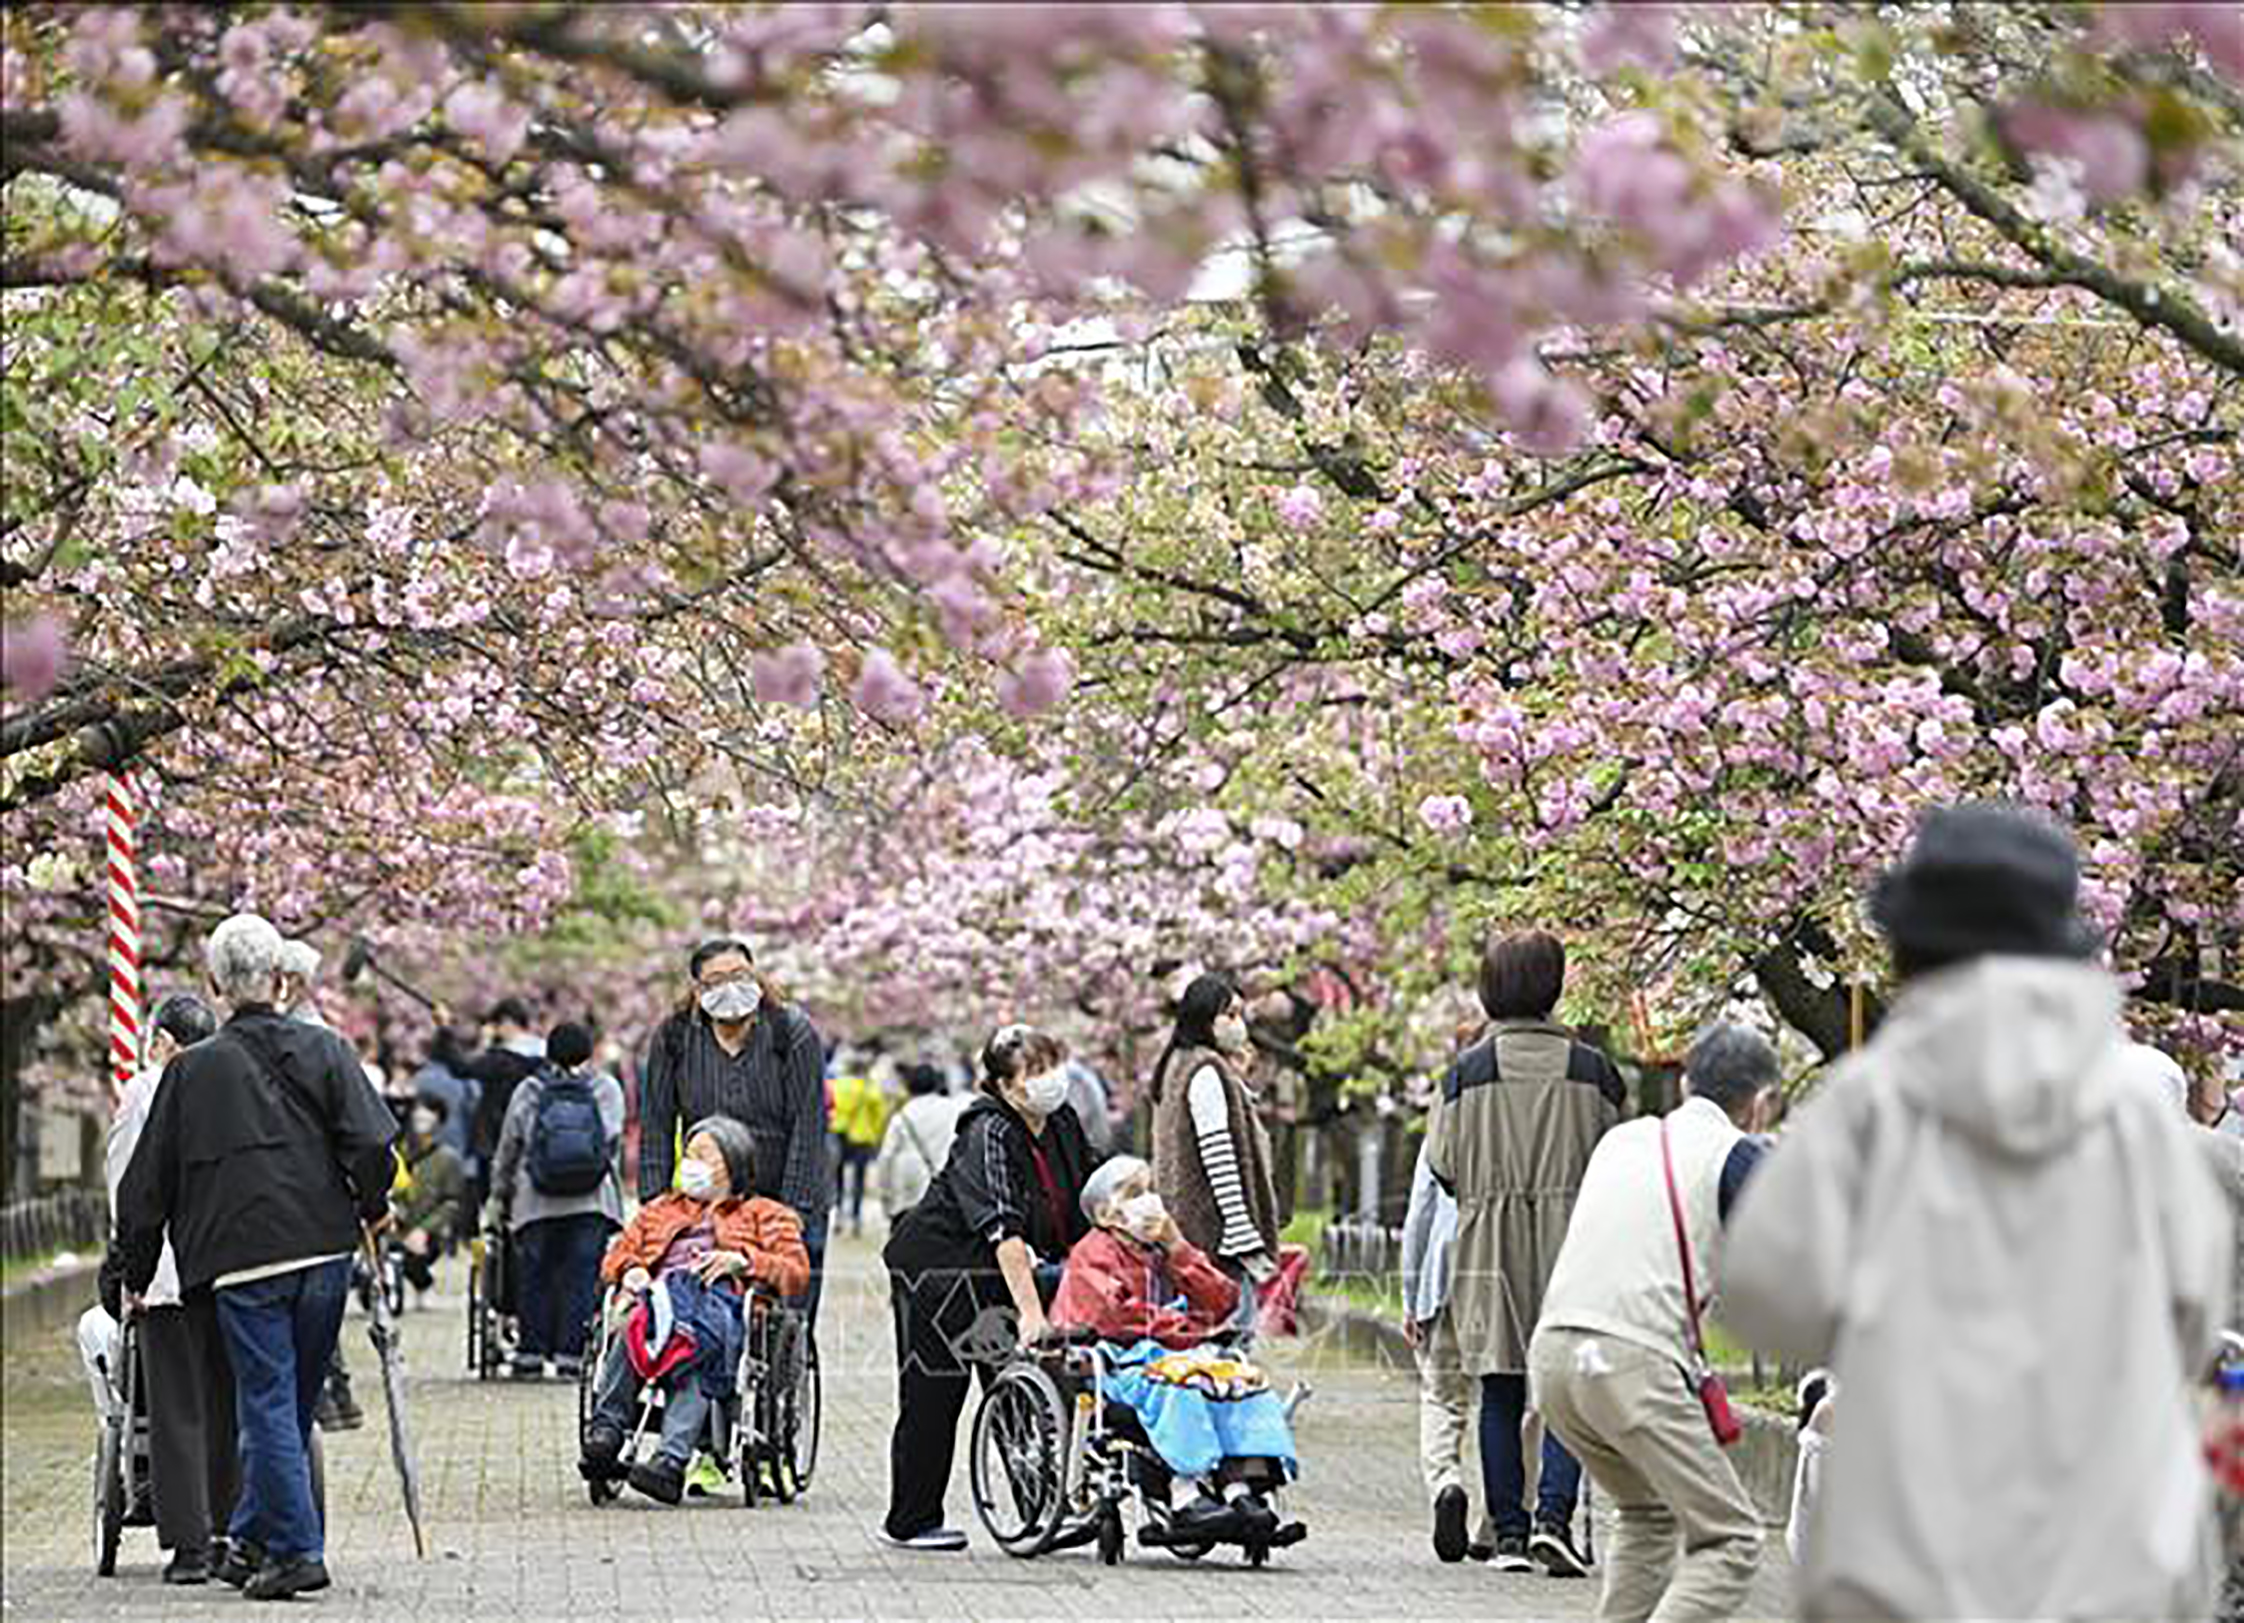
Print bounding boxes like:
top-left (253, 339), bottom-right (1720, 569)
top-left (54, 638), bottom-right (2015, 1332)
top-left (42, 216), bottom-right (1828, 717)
top-left (648, 1271), bottom-right (746, 1403)
top-left (1102, 1339), bottom-right (1298, 1479)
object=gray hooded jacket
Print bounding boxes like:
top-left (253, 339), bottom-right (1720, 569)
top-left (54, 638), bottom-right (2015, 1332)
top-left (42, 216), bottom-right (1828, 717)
top-left (1723, 957), bottom-right (2231, 1621)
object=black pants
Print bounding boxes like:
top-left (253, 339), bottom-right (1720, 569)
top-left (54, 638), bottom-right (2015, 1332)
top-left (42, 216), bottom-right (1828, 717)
top-left (515, 1214), bottom-right (610, 1360)
top-left (836, 1142), bottom-right (876, 1229)
top-left (884, 1268), bottom-right (1008, 1540)
top-left (141, 1293), bottom-right (240, 1553)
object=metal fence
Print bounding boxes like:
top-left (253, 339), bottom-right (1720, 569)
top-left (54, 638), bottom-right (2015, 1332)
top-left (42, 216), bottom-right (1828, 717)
top-left (0, 1188), bottom-right (109, 1264)
top-left (1320, 1218), bottom-right (1407, 1295)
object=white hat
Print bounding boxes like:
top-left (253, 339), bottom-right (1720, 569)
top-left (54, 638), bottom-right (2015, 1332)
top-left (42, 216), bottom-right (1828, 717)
top-left (1080, 1156), bottom-right (1149, 1224)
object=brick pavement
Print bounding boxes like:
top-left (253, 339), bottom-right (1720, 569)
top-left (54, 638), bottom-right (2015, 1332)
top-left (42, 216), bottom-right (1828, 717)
top-left (3, 1232), bottom-right (1794, 1619)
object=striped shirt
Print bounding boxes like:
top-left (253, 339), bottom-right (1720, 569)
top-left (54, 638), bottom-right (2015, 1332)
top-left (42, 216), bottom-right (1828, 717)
top-left (636, 1006), bottom-right (831, 1219)
top-left (1188, 1065), bottom-right (1262, 1257)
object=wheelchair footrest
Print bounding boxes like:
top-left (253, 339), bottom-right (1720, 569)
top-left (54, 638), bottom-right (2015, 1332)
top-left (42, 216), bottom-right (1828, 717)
top-left (1044, 1520), bottom-right (1103, 1553)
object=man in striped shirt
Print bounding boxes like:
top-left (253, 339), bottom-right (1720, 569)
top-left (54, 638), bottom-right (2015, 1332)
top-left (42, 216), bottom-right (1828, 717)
top-left (636, 939), bottom-right (832, 1320)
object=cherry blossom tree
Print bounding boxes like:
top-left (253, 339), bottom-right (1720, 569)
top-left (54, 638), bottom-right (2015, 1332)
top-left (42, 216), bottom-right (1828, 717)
top-left (4, 3), bottom-right (2240, 1167)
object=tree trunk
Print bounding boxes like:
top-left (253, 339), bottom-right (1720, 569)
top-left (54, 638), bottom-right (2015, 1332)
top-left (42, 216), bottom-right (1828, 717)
top-left (1, 992), bottom-right (61, 1200)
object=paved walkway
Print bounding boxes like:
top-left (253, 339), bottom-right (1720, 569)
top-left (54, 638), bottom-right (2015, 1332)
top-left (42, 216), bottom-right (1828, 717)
top-left (3, 1231), bottom-right (1793, 1619)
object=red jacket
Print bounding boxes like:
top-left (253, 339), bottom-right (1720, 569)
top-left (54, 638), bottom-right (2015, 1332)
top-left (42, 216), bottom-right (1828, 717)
top-left (1051, 1226), bottom-right (1239, 1347)
top-left (600, 1191), bottom-right (810, 1299)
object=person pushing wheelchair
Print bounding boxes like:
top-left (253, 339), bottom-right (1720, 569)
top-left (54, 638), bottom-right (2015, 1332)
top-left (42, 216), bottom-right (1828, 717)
top-left (576, 1117), bottom-right (809, 1504)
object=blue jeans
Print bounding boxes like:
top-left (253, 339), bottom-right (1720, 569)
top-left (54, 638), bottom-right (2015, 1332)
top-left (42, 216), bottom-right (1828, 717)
top-left (217, 1258), bottom-right (350, 1561)
top-left (592, 1338), bottom-right (713, 1468)
top-left (515, 1215), bottom-right (609, 1360)
top-left (1482, 1370), bottom-right (1582, 1539)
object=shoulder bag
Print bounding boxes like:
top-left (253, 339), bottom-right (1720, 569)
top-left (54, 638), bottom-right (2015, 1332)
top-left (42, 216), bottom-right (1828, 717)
top-left (1659, 1116), bottom-right (1743, 1448)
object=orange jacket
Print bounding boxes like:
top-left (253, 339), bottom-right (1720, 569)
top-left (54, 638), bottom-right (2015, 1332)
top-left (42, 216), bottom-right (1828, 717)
top-left (1051, 1225), bottom-right (1239, 1348)
top-left (600, 1191), bottom-right (810, 1299)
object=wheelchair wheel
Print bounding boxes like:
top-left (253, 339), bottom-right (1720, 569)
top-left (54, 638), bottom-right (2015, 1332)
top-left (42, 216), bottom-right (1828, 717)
top-left (780, 1322), bottom-right (820, 1499)
top-left (578, 1306), bottom-right (621, 1506)
top-left (93, 1409), bottom-right (125, 1576)
top-left (969, 1360), bottom-right (1073, 1558)
top-left (94, 1318), bottom-right (136, 1576)
top-left (465, 1239), bottom-right (485, 1377)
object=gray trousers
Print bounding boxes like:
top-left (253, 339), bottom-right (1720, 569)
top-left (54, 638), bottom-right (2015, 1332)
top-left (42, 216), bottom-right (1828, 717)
top-left (141, 1294), bottom-right (241, 1552)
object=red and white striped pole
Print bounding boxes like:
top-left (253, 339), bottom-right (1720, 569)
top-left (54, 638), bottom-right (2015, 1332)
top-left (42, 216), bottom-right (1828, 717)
top-left (106, 771), bottom-right (141, 1101)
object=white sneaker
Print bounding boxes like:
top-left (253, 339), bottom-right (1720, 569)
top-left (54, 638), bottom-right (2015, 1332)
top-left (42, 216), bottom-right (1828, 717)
top-left (878, 1526), bottom-right (968, 1552)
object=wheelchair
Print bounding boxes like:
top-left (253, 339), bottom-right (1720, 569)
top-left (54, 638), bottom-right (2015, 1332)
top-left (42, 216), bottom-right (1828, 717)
top-left (92, 1313), bottom-right (155, 1576)
top-left (574, 1280), bottom-right (820, 1508)
top-left (92, 1309), bottom-right (325, 1575)
top-left (465, 1226), bottom-right (517, 1380)
top-left (969, 1328), bottom-right (1308, 1568)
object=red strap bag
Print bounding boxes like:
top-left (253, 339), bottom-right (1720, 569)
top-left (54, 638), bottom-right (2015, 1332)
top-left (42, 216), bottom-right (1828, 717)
top-left (1660, 1118), bottom-right (1743, 1448)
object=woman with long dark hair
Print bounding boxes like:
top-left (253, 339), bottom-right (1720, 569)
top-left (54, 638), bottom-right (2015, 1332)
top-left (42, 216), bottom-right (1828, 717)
top-left (1150, 974), bottom-right (1282, 1317)
top-left (879, 1023), bottom-right (1103, 1551)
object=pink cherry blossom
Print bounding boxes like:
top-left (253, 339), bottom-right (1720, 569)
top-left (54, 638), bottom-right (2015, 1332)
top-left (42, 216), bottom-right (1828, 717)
top-left (1274, 484), bottom-right (1325, 530)
top-left (1, 618), bottom-right (68, 703)
top-left (1418, 794), bottom-right (1474, 833)
top-left (752, 643), bottom-right (825, 708)
top-left (851, 649), bottom-right (925, 725)
top-left (997, 647), bottom-right (1074, 717)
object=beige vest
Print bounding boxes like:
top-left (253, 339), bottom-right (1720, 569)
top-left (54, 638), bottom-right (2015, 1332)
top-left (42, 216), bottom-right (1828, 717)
top-left (1535, 1097), bottom-right (1742, 1369)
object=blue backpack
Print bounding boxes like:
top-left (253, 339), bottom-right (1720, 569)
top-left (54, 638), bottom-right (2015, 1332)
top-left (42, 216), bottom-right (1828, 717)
top-left (526, 1071), bottom-right (610, 1196)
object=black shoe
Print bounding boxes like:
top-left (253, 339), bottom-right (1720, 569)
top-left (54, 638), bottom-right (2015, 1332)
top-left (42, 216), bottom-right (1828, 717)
top-left (215, 1540), bottom-right (264, 1588)
top-left (317, 1391), bottom-right (364, 1431)
top-left (627, 1457), bottom-right (685, 1505)
top-left (163, 1548), bottom-right (210, 1585)
top-left (1490, 1532), bottom-right (1533, 1573)
top-left (1432, 1483), bottom-right (1469, 1563)
top-left (244, 1555), bottom-right (331, 1601)
top-left (1467, 1541), bottom-right (1496, 1563)
top-left (1530, 1519), bottom-right (1592, 1578)
top-left (553, 1354), bottom-right (582, 1380)
top-left (579, 1421), bottom-right (624, 1479)
top-left (1236, 1493), bottom-right (1281, 1542)
top-left (1170, 1492), bottom-right (1240, 1542)
top-left (511, 1352), bottom-right (545, 1381)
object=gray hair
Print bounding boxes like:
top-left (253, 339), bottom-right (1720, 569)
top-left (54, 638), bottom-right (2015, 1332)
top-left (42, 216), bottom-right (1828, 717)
top-left (685, 1114), bottom-right (756, 1199)
top-left (1685, 1022), bottom-right (1781, 1114)
top-left (278, 938), bottom-right (321, 983)
top-left (1080, 1155), bottom-right (1150, 1225)
top-left (205, 914), bottom-right (287, 1006)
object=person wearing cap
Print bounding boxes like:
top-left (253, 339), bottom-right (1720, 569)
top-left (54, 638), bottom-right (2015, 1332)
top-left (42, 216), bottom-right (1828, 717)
top-left (1723, 801), bottom-right (2231, 1621)
top-left (1053, 1155), bottom-right (1303, 1547)
top-left (637, 939), bottom-right (833, 1323)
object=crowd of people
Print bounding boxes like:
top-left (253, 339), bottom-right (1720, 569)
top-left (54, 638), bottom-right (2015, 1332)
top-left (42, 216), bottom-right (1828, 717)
top-left (69, 799), bottom-right (2244, 1617)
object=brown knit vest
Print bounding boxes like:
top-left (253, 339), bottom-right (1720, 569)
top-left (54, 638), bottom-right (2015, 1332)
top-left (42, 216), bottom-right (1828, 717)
top-left (1152, 1044), bottom-right (1281, 1259)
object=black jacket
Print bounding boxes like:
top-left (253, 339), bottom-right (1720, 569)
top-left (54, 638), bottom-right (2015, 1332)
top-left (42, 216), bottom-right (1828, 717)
top-left (117, 1007), bottom-right (399, 1294)
top-left (884, 1095), bottom-right (1102, 1280)
top-left (466, 1045), bottom-right (544, 1163)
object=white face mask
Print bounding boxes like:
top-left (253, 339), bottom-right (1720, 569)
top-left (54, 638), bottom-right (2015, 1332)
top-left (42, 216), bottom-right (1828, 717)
top-left (678, 1159), bottom-right (719, 1201)
top-left (1119, 1190), bottom-right (1167, 1239)
top-left (410, 1107), bottom-right (440, 1138)
top-left (1213, 1013), bottom-right (1249, 1053)
top-left (699, 980), bottom-right (762, 1022)
top-left (1019, 1068), bottom-right (1071, 1117)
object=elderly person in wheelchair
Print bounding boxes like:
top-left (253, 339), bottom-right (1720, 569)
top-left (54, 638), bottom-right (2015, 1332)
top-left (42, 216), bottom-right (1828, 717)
top-left (576, 1116), bottom-right (809, 1504)
top-left (1051, 1156), bottom-right (1303, 1548)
